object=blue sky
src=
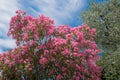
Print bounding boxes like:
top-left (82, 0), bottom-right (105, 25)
top-left (0, 0), bottom-right (103, 53)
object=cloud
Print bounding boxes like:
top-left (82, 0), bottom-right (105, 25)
top-left (0, 0), bottom-right (20, 52)
top-left (0, 39), bottom-right (16, 49)
top-left (0, 0), bottom-right (20, 33)
top-left (20, 0), bottom-right (85, 25)
top-left (0, 49), bottom-right (4, 53)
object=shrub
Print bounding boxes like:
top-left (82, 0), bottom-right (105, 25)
top-left (97, 45), bottom-right (120, 80)
top-left (0, 10), bottom-right (101, 80)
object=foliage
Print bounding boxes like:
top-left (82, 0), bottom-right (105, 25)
top-left (80, 0), bottom-right (120, 50)
top-left (80, 0), bottom-right (120, 79)
top-left (0, 10), bottom-right (101, 80)
top-left (97, 45), bottom-right (120, 80)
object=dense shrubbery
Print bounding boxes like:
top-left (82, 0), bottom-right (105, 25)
top-left (0, 10), bottom-right (101, 80)
top-left (97, 45), bottom-right (120, 80)
top-left (80, 0), bottom-right (120, 50)
top-left (80, 0), bottom-right (120, 79)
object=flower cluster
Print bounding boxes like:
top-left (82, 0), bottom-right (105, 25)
top-left (0, 10), bottom-right (101, 80)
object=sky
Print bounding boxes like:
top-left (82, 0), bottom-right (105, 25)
top-left (0, 0), bottom-right (102, 53)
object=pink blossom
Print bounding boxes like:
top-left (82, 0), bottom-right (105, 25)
top-left (56, 74), bottom-right (62, 80)
top-left (22, 33), bottom-right (28, 41)
top-left (44, 50), bottom-right (49, 55)
top-left (66, 34), bottom-right (71, 40)
top-left (4, 58), bottom-right (9, 64)
top-left (76, 76), bottom-right (80, 80)
top-left (61, 49), bottom-right (69, 55)
top-left (62, 66), bottom-right (66, 72)
top-left (91, 28), bottom-right (96, 35)
top-left (28, 68), bottom-right (32, 71)
top-left (74, 47), bottom-right (79, 52)
top-left (55, 63), bottom-right (59, 67)
top-left (39, 57), bottom-right (47, 65)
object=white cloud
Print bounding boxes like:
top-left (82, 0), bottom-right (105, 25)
top-left (0, 0), bottom-right (20, 33)
top-left (0, 0), bottom-right (20, 52)
top-left (24, 0), bottom-right (85, 25)
top-left (0, 39), bottom-right (16, 49)
top-left (0, 49), bottom-right (4, 53)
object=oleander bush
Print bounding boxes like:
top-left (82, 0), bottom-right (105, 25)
top-left (0, 10), bottom-right (101, 80)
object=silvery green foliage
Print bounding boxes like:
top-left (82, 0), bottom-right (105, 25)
top-left (80, 0), bottom-right (120, 79)
top-left (80, 0), bottom-right (120, 51)
top-left (97, 45), bottom-right (120, 80)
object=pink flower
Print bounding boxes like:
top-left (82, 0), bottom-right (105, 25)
top-left (6, 51), bottom-right (10, 56)
top-left (61, 49), bottom-right (69, 55)
top-left (34, 34), bottom-right (39, 39)
top-left (62, 66), bottom-right (66, 72)
top-left (39, 57), bottom-right (47, 65)
top-left (73, 52), bottom-right (78, 57)
top-left (22, 33), bottom-right (28, 41)
top-left (66, 34), bottom-right (71, 40)
top-left (46, 26), bottom-right (54, 36)
top-left (74, 47), bottom-right (79, 52)
top-left (22, 27), bottom-right (26, 31)
top-left (21, 45), bottom-right (28, 52)
top-left (55, 63), bottom-right (59, 67)
top-left (4, 58), bottom-right (9, 64)
top-left (76, 76), bottom-right (80, 80)
top-left (44, 50), bottom-right (49, 55)
top-left (91, 28), bottom-right (96, 35)
top-left (28, 68), bottom-right (32, 71)
top-left (77, 32), bottom-right (84, 40)
top-left (72, 42), bottom-right (78, 47)
top-left (56, 74), bottom-right (62, 80)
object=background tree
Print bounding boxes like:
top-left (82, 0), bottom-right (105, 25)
top-left (97, 45), bottom-right (120, 80)
top-left (80, 0), bottom-right (120, 79)
top-left (80, 0), bottom-right (120, 51)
